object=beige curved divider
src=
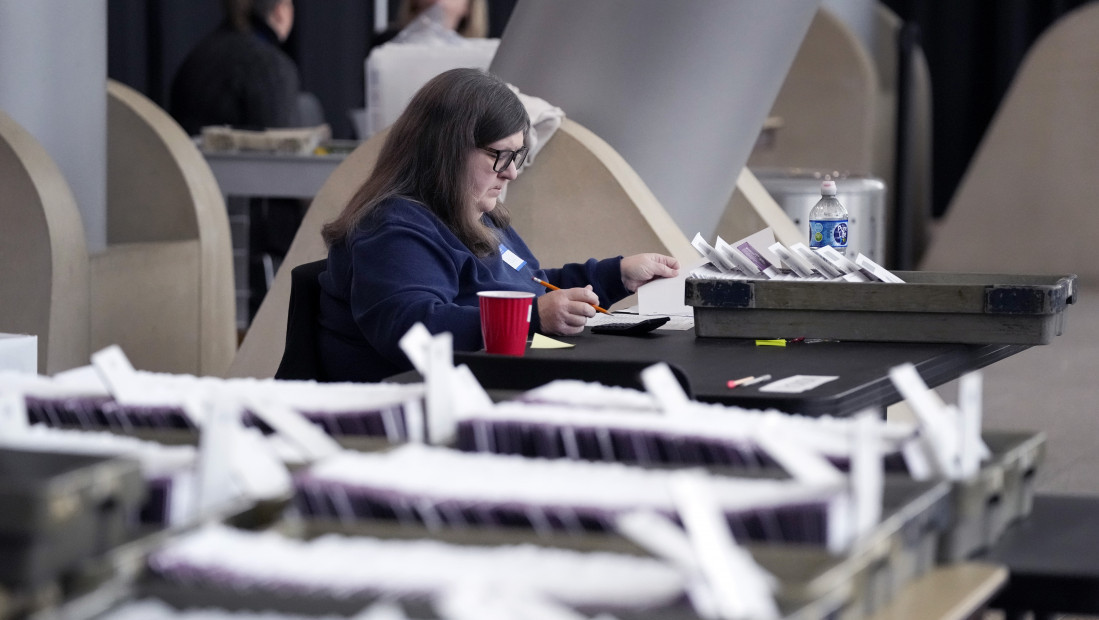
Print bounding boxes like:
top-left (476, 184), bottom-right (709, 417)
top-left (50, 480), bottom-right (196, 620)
top-left (921, 2), bottom-right (1099, 279)
top-left (502, 119), bottom-right (695, 268)
top-left (720, 7), bottom-right (879, 255)
top-left (747, 7), bottom-right (878, 176)
top-left (716, 169), bottom-right (804, 249)
top-left (228, 118), bottom-right (696, 379)
top-left (92, 80), bottom-right (236, 376)
top-left (919, 3), bottom-right (1099, 496)
top-left (737, 3), bottom-right (934, 267)
top-left (0, 110), bottom-right (90, 374)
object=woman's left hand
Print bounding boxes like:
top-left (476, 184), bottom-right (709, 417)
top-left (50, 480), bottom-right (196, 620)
top-left (620, 253), bottom-right (680, 292)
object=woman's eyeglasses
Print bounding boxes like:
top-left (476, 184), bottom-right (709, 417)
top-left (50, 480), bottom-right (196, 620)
top-left (480, 146), bottom-right (529, 172)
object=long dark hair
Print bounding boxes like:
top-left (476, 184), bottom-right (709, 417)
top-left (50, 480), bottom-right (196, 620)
top-left (322, 68), bottom-right (530, 257)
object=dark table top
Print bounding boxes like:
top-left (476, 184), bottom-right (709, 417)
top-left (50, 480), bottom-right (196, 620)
top-left (452, 328), bottom-right (1028, 417)
top-left (982, 494), bottom-right (1099, 616)
top-left (984, 494), bottom-right (1099, 577)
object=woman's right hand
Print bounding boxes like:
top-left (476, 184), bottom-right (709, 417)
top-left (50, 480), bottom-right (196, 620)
top-left (537, 285), bottom-right (599, 335)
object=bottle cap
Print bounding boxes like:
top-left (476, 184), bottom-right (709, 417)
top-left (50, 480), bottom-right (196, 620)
top-left (821, 179), bottom-right (837, 196)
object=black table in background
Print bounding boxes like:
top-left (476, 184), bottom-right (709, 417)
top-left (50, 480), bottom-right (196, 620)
top-left (982, 494), bottom-right (1099, 620)
top-left (452, 328), bottom-right (1027, 417)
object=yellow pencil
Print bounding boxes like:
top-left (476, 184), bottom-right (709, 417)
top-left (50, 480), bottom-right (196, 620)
top-left (531, 277), bottom-right (612, 314)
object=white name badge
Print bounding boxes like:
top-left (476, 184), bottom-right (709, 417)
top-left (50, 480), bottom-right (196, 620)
top-left (499, 244), bottom-right (527, 271)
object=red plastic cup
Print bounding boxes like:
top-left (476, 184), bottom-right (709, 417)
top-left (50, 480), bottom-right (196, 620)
top-left (478, 290), bottom-right (534, 356)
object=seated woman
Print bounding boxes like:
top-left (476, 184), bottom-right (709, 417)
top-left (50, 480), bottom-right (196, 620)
top-left (318, 68), bottom-right (679, 382)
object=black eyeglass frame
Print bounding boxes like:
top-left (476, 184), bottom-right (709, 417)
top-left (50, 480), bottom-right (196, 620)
top-left (480, 146), bottom-right (529, 173)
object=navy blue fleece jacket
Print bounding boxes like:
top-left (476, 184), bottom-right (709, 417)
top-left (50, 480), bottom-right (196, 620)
top-left (317, 197), bottom-right (628, 382)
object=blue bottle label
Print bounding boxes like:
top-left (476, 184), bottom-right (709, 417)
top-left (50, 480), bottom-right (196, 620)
top-left (809, 218), bottom-right (849, 249)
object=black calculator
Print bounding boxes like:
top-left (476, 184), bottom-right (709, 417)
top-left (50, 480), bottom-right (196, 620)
top-left (590, 316), bottom-right (670, 336)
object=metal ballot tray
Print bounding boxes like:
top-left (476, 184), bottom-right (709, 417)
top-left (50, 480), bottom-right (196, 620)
top-left (685, 272), bottom-right (1076, 345)
top-left (939, 430), bottom-right (1046, 562)
top-left (0, 448), bottom-right (145, 589)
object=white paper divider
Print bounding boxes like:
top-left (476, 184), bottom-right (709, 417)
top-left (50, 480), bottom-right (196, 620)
top-left (403, 397), bottom-right (426, 444)
top-left (854, 254), bottom-right (905, 283)
top-left (616, 510), bottom-right (701, 573)
top-left (671, 471), bottom-right (780, 620)
top-left (851, 410), bottom-right (884, 540)
top-left (768, 242), bottom-right (815, 278)
top-left (616, 510), bottom-right (718, 620)
top-left (753, 424), bottom-right (845, 486)
top-left (0, 391), bottom-right (29, 436)
top-left (889, 363), bottom-right (960, 478)
top-left (398, 323), bottom-right (433, 374)
top-left (91, 344), bottom-right (191, 413)
top-left (692, 232), bottom-right (726, 272)
top-left (244, 395), bottom-right (342, 463)
top-left (958, 371), bottom-right (991, 462)
top-left (352, 601), bottom-right (411, 620)
top-left (791, 243), bottom-right (843, 278)
top-left (709, 237), bottom-right (741, 272)
top-left (425, 331), bottom-right (457, 445)
top-left (716, 239), bottom-right (763, 278)
top-left (735, 240), bottom-right (782, 279)
top-left (453, 363), bottom-right (495, 416)
top-left (231, 427), bottom-right (293, 501)
top-left (900, 439), bottom-right (934, 481)
top-left (787, 243), bottom-right (827, 277)
top-left (90, 345), bottom-right (141, 403)
top-left (399, 323), bottom-right (459, 444)
top-left (641, 363), bottom-right (691, 415)
top-left (438, 582), bottom-right (594, 620)
top-left (817, 245), bottom-right (861, 275)
top-left (190, 397), bottom-right (241, 518)
top-left (956, 402), bottom-right (981, 479)
top-left (692, 232), bottom-right (716, 257)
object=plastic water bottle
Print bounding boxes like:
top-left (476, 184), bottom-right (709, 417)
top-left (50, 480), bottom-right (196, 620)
top-left (809, 178), bottom-right (849, 255)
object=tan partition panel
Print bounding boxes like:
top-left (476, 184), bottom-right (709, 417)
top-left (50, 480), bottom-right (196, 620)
top-left (747, 7), bottom-right (878, 176)
top-left (0, 110), bottom-right (90, 374)
top-left (920, 3), bottom-right (1099, 279)
top-left (745, 3), bottom-right (934, 268)
top-left (504, 119), bottom-right (694, 267)
top-left (716, 169), bottom-right (804, 249)
top-left (918, 4), bottom-right (1099, 496)
top-left (90, 242), bottom-right (201, 374)
top-left (100, 80), bottom-right (236, 375)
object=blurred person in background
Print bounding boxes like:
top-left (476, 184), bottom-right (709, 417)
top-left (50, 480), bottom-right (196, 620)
top-left (171, 0), bottom-right (323, 321)
top-left (371, 0), bottom-right (489, 49)
top-left (171, 0), bottom-right (308, 134)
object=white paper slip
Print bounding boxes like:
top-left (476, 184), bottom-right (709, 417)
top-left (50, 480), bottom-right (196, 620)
top-left (758, 375), bottom-right (839, 394)
top-left (637, 256), bottom-right (707, 317)
top-left (0, 333), bottom-right (37, 374)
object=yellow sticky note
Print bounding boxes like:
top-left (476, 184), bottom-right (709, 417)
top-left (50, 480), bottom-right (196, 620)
top-left (531, 333), bottom-right (574, 349)
top-left (755, 339), bottom-right (786, 347)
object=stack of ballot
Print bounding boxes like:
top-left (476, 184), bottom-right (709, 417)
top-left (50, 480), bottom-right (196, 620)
top-left (689, 228), bottom-right (905, 284)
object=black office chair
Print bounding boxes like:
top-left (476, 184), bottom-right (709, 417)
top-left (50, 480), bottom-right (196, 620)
top-left (275, 258), bottom-right (328, 381)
